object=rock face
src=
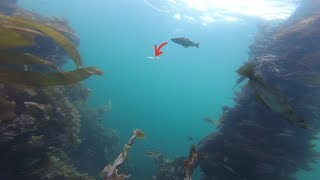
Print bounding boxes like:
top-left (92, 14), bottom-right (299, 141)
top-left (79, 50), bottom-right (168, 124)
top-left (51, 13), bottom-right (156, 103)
top-left (198, 1), bottom-right (320, 180)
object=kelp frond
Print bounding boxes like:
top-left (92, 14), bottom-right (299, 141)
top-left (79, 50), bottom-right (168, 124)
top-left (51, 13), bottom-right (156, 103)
top-left (0, 14), bottom-right (82, 67)
top-left (0, 51), bottom-right (60, 71)
top-left (133, 129), bottom-right (145, 139)
top-left (102, 129), bottom-right (145, 180)
top-left (0, 25), bottom-right (34, 48)
top-left (183, 144), bottom-right (198, 180)
top-left (0, 67), bottom-right (103, 87)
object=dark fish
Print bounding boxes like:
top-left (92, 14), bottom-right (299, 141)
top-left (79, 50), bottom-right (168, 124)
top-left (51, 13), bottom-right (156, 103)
top-left (237, 62), bottom-right (309, 129)
top-left (171, 37), bottom-right (199, 48)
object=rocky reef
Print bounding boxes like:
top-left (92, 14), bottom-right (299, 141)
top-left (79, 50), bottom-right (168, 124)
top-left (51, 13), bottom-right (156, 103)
top-left (0, 1), bottom-right (120, 179)
top-left (198, 0), bottom-right (320, 179)
top-left (146, 145), bottom-right (198, 180)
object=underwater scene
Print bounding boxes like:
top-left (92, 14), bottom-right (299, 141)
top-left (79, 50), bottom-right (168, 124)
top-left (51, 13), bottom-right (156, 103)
top-left (1, 0), bottom-right (320, 179)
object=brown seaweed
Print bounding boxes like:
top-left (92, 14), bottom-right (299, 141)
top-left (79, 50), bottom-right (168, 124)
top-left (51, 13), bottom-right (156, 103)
top-left (102, 129), bottom-right (145, 180)
top-left (0, 51), bottom-right (60, 71)
top-left (0, 67), bottom-right (103, 86)
top-left (183, 145), bottom-right (198, 180)
top-left (0, 25), bottom-right (34, 48)
top-left (0, 14), bottom-right (82, 67)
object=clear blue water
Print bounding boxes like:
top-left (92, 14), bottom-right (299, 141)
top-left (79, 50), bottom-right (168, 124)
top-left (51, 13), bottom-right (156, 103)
top-left (18, 0), bottom-right (320, 179)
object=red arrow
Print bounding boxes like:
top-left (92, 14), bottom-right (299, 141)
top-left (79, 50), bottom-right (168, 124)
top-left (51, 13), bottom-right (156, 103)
top-left (154, 42), bottom-right (168, 57)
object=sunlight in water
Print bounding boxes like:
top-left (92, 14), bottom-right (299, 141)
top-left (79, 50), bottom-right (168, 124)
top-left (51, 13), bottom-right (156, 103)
top-left (144, 0), bottom-right (299, 25)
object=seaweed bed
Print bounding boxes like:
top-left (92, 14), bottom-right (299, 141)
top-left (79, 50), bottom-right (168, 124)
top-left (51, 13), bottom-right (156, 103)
top-left (197, 0), bottom-right (320, 180)
top-left (0, 1), bottom-right (120, 179)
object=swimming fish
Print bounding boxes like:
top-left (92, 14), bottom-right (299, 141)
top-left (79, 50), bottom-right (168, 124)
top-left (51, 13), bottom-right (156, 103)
top-left (171, 37), bottom-right (199, 48)
top-left (237, 62), bottom-right (309, 129)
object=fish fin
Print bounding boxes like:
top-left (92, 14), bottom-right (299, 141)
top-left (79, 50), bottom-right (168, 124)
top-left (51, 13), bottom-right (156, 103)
top-left (254, 93), bottom-right (271, 110)
top-left (183, 45), bottom-right (189, 48)
top-left (195, 42), bottom-right (200, 48)
top-left (237, 61), bottom-right (255, 77)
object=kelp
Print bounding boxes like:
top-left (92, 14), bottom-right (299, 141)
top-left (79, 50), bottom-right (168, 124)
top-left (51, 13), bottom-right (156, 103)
top-left (0, 67), bottom-right (103, 87)
top-left (24, 101), bottom-right (51, 114)
top-left (236, 61), bottom-right (255, 78)
top-left (276, 15), bottom-right (320, 39)
top-left (0, 3), bottom-right (108, 179)
top-left (183, 145), bottom-right (198, 180)
top-left (0, 25), bottom-right (34, 48)
top-left (102, 129), bottom-right (145, 180)
top-left (0, 51), bottom-right (60, 71)
top-left (4, 24), bottom-right (45, 42)
top-left (0, 14), bottom-right (82, 67)
top-left (0, 14), bottom-right (104, 87)
top-left (2, 83), bottom-right (37, 97)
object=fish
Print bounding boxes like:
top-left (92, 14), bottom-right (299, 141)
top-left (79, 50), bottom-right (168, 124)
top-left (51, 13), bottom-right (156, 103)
top-left (237, 62), bottom-right (309, 129)
top-left (171, 37), bottom-right (199, 48)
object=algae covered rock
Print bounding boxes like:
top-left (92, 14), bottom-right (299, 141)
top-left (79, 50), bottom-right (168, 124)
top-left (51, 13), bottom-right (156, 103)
top-left (0, 1), bottom-right (119, 179)
top-left (198, 0), bottom-right (320, 179)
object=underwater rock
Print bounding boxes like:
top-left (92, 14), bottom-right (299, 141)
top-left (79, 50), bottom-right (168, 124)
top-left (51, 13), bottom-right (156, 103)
top-left (153, 156), bottom-right (186, 180)
top-left (147, 147), bottom-right (198, 180)
top-left (68, 107), bottom-right (120, 177)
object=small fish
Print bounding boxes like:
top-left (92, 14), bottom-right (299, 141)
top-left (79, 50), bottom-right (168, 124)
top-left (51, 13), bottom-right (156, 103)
top-left (171, 37), bottom-right (199, 48)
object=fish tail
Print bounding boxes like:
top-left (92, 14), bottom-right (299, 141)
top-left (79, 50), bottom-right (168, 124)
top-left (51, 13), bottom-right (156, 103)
top-left (195, 42), bottom-right (200, 48)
